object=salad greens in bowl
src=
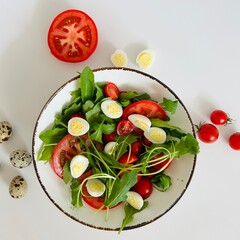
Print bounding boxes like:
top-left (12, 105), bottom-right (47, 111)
top-left (32, 67), bottom-right (199, 232)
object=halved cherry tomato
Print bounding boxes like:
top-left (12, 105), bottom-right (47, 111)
top-left (122, 100), bottom-right (166, 120)
top-left (132, 177), bottom-right (153, 199)
top-left (48, 9), bottom-right (98, 63)
top-left (119, 152), bottom-right (138, 164)
top-left (51, 134), bottom-right (82, 178)
top-left (116, 119), bottom-right (134, 136)
top-left (104, 82), bottom-right (120, 100)
top-left (131, 140), bottom-right (143, 155)
top-left (70, 113), bottom-right (85, 119)
top-left (141, 136), bottom-right (152, 147)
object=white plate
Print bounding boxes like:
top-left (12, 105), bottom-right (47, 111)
top-left (32, 67), bottom-right (197, 231)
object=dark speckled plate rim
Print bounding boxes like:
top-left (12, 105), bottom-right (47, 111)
top-left (32, 67), bottom-right (197, 232)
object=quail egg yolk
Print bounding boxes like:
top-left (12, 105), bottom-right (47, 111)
top-left (111, 50), bottom-right (128, 67)
top-left (126, 191), bottom-right (143, 210)
top-left (136, 49), bottom-right (155, 69)
top-left (70, 155), bottom-right (89, 178)
top-left (86, 179), bottom-right (106, 197)
top-left (101, 100), bottom-right (123, 119)
top-left (144, 127), bottom-right (167, 144)
top-left (128, 114), bottom-right (151, 131)
top-left (70, 120), bottom-right (83, 134)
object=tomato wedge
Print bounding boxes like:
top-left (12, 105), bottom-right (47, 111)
top-left (104, 82), bottom-right (120, 100)
top-left (48, 9), bottom-right (98, 63)
top-left (122, 100), bottom-right (166, 120)
top-left (51, 134), bottom-right (82, 178)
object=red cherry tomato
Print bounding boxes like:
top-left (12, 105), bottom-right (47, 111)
top-left (229, 132), bottom-right (240, 150)
top-left (196, 123), bottom-right (219, 143)
top-left (152, 153), bottom-right (172, 171)
top-left (104, 82), bottom-right (120, 100)
top-left (103, 132), bottom-right (116, 142)
top-left (132, 127), bottom-right (144, 136)
top-left (141, 136), bottom-right (152, 147)
top-left (210, 110), bottom-right (231, 125)
top-left (70, 113), bottom-right (85, 119)
top-left (131, 140), bottom-right (143, 155)
top-left (51, 134), bottom-right (82, 178)
top-left (132, 177), bottom-right (153, 199)
top-left (122, 100), bottom-right (166, 120)
top-left (116, 119), bottom-right (134, 136)
top-left (48, 9), bottom-right (98, 63)
top-left (119, 153), bottom-right (138, 164)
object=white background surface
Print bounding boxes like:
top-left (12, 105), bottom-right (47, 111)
top-left (1, 0), bottom-right (240, 239)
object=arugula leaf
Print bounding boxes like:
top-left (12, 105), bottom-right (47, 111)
top-left (39, 128), bottom-right (67, 144)
top-left (119, 92), bottom-right (150, 107)
top-left (90, 122), bottom-right (103, 143)
top-left (95, 82), bottom-right (104, 103)
top-left (119, 201), bottom-right (149, 233)
top-left (80, 66), bottom-right (95, 104)
top-left (104, 171), bottom-right (138, 208)
top-left (115, 134), bottom-right (138, 161)
top-left (70, 180), bottom-right (83, 208)
top-left (63, 160), bottom-right (72, 184)
top-left (160, 98), bottom-right (178, 114)
top-left (92, 121), bottom-right (116, 135)
top-left (82, 100), bottom-right (94, 113)
top-left (151, 172), bottom-right (172, 192)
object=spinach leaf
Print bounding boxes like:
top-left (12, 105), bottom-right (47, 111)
top-left (80, 66), bottom-right (95, 104)
top-left (104, 171), bottom-right (138, 208)
top-left (85, 102), bottom-right (101, 123)
top-left (150, 118), bottom-right (182, 131)
top-left (39, 128), bottom-right (67, 144)
top-left (37, 144), bottom-right (55, 161)
top-left (119, 201), bottom-right (149, 233)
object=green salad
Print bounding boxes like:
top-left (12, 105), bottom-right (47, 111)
top-left (37, 66), bottom-right (199, 232)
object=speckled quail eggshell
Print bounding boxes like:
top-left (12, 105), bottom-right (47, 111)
top-left (9, 176), bottom-right (28, 199)
top-left (0, 121), bottom-right (12, 143)
top-left (10, 149), bottom-right (32, 168)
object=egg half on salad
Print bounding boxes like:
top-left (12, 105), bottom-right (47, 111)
top-left (101, 100), bottom-right (123, 119)
top-left (68, 117), bottom-right (90, 136)
top-left (70, 155), bottom-right (89, 178)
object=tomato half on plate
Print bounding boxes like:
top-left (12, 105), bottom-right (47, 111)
top-left (122, 100), bottom-right (167, 120)
top-left (51, 134), bottom-right (82, 178)
top-left (48, 9), bottom-right (98, 63)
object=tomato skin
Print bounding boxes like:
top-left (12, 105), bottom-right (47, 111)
top-left (116, 119), bottom-right (134, 136)
top-left (131, 140), bottom-right (143, 155)
top-left (104, 82), bottom-right (120, 100)
top-left (132, 177), bottom-right (153, 199)
top-left (197, 123), bottom-right (219, 143)
top-left (229, 132), bottom-right (240, 150)
top-left (122, 100), bottom-right (166, 120)
top-left (210, 110), bottom-right (229, 125)
top-left (51, 134), bottom-right (82, 178)
top-left (103, 132), bottom-right (116, 142)
top-left (141, 136), bottom-right (152, 147)
top-left (119, 152), bottom-right (138, 164)
top-left (48, 9), bottom-right (98, 63)
top-left (152, 154), bottom-right (172, 171)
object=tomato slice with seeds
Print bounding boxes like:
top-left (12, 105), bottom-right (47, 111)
top-left (48, 9), bottom-right (98, 63)
top-left (122, 100), bottom-right (166, 120)
top-left (51, 134), bottom-right (83, 178)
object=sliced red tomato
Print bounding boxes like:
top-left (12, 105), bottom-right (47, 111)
top-left (119, 152), bottom-right (138, 164)
top-left (104, 82), bottom-right (120, 100)
top-left (48, 9), bottom-right (98, 63)
top-left (122, 100), bottom-right (166, 120)
top-left (51, 134), bottom-right (82, 178)
top-left (116, 119), bottom-right (134, 136)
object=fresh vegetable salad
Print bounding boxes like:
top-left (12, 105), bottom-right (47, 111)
top-left (37, 67), bottom-right (199, 232)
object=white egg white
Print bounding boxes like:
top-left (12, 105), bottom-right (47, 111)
top-left (70, 155), bottom-right (89, 178)
top-left (111, 49), bottom-right (128, 67)
top-left (144, 127), bottom-right (167, 144)
top-left (101, 100), bottom-right (123, 119)
top-left (68, 117), bottom-right (90, 136)
top-left (126, 191), bottom-right (144, 210)
top-left (104, 141), bottom-right (118, 155)
top-left (136, 49), bottom-right (155, 69)
top-left (86, 178), bottom-right (106, 197)
top-left (128, 114), bottom-right (151, 131)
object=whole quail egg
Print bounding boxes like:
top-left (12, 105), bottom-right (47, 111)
top-left (0, 121), bottom-right (12, 143)
top-left (9, 175), bottom-right (28, 199)
top-left (10, 149), bottom-right (32, 168)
